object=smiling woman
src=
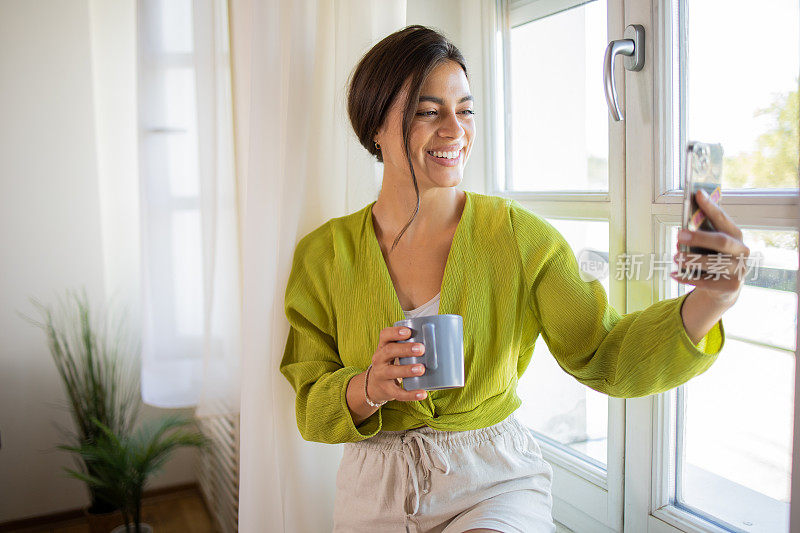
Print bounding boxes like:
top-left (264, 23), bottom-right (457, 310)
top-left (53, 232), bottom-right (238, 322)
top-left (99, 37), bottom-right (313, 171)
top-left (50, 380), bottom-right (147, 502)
top-left (278, 23), bottom-right (735, 533)
top-left (347, 26), bottom-right (476, 253)
top-left (291, 25), bottom-right (559, 533)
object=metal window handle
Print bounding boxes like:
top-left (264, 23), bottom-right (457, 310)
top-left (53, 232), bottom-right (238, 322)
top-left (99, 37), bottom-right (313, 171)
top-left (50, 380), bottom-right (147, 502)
top-left (603, 24), bottom-right (645, 121)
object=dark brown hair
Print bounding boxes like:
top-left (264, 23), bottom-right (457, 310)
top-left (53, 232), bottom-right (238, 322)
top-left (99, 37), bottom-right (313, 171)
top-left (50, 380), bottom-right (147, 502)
top-left (347, 25), bottom-right (468, 252)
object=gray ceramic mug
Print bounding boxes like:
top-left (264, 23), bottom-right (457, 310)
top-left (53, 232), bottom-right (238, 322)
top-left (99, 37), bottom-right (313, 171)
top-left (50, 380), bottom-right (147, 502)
top-left (392, 314), bottom-right (465, 391)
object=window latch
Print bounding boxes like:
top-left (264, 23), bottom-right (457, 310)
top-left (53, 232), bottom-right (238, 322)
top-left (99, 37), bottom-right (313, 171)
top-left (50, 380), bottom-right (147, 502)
top-left (603, 24), bottom-right (646, 121)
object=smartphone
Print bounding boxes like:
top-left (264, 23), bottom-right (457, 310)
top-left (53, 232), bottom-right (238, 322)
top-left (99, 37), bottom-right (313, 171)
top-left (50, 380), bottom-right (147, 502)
top-left (680, 141), bottom-right (723, 255)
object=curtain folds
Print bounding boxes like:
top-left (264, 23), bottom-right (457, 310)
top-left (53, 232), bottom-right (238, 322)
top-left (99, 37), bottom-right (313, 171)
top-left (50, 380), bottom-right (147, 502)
top-left (229, 0), bottom-right (406, 530)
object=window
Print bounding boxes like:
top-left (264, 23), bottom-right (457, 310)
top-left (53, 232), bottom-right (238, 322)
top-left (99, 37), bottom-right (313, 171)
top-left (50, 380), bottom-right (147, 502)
top-left (650, 2), bottom-right (799, 530)
top-left (137, 0), bottom-right (235, 407)
top-left (671, 228), bottom-right (796, 532)
top-left (490, 0), bottom-right (799, 531)
top-left (492, 0), bottom-right (626, 529)
top-left (507, 0), bottom-right (609, 192)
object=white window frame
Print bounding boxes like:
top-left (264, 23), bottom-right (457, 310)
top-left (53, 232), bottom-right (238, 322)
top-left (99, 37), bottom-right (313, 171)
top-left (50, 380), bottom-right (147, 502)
top-left (624, 1), bottom-right (799, 532)
top-left (484, 0), bottom-right (800, 531)
top-left (485, 0), bottom-right (627, 530)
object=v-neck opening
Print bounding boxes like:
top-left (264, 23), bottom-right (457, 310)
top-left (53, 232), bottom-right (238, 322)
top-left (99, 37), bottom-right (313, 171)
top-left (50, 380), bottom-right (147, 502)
top-left (366, 190), bottom-right (471, 322)
top-left (403, 290), bottom-right (440, 314)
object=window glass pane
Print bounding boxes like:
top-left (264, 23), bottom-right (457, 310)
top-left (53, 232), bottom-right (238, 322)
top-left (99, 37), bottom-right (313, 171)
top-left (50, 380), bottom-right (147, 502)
top-left (712, 229), bottom-right (798, 351)
top-left (162, 67), bottom-right (198, 130)
top-left (165, 133), bottom-right (199, 197)
top-left (172, 210), bottom-right (203, 336)
top-left (151, 67), bottom-right (199, 197)
top-left (509, 0), bottom-right (608, 191)
top-left (156, 0), bottom-right (194, 53)
top-left (683, 0), bottom-right (799, 190)
top-left (517, 218), bottom-right (610, 467)
top-left (669, 225), bottom-right (797, 531)
top-left (141, 133), bottom-right (199, 199)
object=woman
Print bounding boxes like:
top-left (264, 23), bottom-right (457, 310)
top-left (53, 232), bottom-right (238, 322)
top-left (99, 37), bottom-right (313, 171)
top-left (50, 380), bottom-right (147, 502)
top-left (280, 25), bottom-right (748, 533)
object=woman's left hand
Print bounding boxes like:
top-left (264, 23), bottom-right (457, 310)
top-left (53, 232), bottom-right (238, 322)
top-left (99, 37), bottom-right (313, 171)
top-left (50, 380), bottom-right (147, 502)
top-left (670, 189), bottom-right (751, 304)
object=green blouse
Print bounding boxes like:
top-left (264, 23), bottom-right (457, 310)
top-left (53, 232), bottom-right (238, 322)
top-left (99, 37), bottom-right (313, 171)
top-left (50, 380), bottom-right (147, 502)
top-left (279, 190), bottom-right (724, 444)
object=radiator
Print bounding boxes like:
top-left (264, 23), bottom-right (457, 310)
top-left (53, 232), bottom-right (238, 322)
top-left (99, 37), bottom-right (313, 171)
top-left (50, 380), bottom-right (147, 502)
top-left (196, 407), bottom-right (240, 533)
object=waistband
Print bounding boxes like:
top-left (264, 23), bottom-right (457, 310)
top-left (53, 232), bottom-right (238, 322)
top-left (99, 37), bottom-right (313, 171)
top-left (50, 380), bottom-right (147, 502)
top-left (348, 411), bottom-right (524, 453)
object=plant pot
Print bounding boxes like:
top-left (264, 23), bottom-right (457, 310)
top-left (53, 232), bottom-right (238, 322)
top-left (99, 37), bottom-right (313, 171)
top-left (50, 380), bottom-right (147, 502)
top-left (110, 523), bottom-right (154, 533)
top-left (82, 505), bottom-right (125, 533)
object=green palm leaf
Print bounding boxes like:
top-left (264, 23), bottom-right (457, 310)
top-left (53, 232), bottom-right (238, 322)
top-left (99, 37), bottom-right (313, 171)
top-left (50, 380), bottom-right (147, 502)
top-left (18, 287), bottom-right (143, 514)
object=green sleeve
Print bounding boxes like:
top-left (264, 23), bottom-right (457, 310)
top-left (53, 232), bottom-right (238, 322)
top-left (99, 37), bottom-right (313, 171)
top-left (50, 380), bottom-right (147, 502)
top-left (279, 225), bottom-right (383, 443)
top-left (509, 200), bottom-right (725, 398)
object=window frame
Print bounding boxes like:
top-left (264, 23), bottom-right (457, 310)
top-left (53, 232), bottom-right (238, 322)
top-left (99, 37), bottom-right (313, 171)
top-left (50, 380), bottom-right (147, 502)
top-left (136, 0), bottom-right (229, 407)
top-left (488, 0), bottom-right (627, 530)
top-left (624, 0), bottom-right (800, 532)
top-left (487, 0), bottom-right (800, 531)
top-left (138, 0), bottom-right (202, 348)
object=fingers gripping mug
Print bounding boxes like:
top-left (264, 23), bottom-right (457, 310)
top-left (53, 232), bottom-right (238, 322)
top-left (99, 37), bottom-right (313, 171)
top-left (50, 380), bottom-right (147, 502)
top-left (392, 314), bottom-right (465, 391)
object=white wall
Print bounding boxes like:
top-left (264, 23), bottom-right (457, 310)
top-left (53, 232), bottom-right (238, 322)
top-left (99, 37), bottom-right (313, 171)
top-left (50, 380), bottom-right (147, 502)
top-left (0, 0), bottom-right (197, 523)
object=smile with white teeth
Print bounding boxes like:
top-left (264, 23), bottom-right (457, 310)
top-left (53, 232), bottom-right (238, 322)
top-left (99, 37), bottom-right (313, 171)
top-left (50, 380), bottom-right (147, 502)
top-left (427, 149), bottom-right (461, 159)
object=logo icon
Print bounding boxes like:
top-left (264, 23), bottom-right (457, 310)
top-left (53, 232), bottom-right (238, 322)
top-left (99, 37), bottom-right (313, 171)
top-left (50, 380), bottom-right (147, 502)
top-left (577, 248), bottom-right (609, 282)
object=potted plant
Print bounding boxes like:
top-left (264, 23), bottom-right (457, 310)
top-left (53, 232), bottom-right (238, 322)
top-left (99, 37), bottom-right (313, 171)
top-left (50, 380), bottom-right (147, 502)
top-left (58, 413), bottom-right (210, 533)
top-left (19, 287), bottom-right (142, 532)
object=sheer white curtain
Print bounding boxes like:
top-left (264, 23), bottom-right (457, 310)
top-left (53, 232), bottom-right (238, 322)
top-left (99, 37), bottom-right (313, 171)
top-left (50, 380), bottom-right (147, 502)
top-left (229, 0), bottom-right (405, 530)
top-left (138, 0), bottom-right (241, 418)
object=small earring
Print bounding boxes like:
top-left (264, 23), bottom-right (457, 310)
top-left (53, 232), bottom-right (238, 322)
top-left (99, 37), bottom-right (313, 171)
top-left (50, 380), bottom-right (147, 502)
top-left (374, 140), bottom-right (380, 150)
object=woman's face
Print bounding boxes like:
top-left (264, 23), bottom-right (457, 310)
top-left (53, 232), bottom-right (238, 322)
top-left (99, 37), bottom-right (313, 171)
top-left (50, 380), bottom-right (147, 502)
top-left (375, 60), bottom-right (475, 190)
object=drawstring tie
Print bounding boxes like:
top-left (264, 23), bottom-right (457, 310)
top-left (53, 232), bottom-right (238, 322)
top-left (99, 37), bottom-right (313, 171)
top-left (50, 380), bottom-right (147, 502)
top-left (401, 429), bottom-right (451, 533)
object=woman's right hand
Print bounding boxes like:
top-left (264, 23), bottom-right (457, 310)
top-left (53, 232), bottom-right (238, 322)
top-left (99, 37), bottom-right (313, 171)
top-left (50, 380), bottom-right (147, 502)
top-left (368, 326), bottom-right (429, 403)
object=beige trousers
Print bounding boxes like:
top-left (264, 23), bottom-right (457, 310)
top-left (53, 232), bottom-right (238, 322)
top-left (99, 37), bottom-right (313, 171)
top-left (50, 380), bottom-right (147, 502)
top-left (332, 412), bottom-right (556, 533)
